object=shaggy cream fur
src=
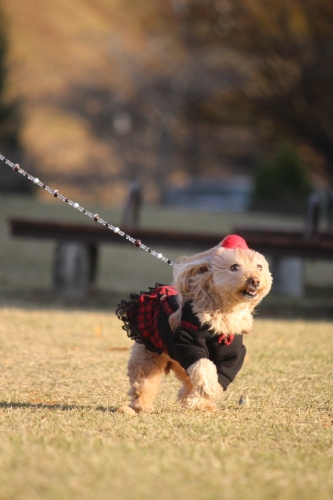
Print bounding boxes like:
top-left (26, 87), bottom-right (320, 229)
top-left (170, 246), bottom-right (272, 334)
top-left (119, 241), bottom-right (272, 414)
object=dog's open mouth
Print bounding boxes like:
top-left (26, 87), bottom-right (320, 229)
top-left (241, 288), bottom-right (258, 299)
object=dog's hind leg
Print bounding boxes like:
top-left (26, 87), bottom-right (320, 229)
top-left (168, 360), bottom-right (194, 403)
top-left (126, 343), bottom-right (168, 413)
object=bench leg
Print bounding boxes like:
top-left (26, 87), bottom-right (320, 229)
top-left (53, 242), bottom-right (98, 300)
top-left (271, 257), bottom-right (304, 298)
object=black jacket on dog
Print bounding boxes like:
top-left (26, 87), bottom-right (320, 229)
top-left (116, 284), bottom-right (246, 391)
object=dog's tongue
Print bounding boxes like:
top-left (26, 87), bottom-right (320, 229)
top-left (221, 234), bottom-right (249, 249)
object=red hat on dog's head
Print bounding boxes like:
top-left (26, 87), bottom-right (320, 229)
top-left (220, 234), bottom-right (249, 250)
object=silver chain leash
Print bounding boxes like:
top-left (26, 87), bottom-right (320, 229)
top-left (0, 153), bottom-right (176, 266)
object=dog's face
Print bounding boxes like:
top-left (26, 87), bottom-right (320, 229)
top-left (210, 247), bottom-right (272, 306)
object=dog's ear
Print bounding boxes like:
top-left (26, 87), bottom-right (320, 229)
top-left (174, 262), bottom-right (210, 296)
top-left (169, 261), bottom-right (211, 331)
top-left (169, 307), bottom-right (182, 332)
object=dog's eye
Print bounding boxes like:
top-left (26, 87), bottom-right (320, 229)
top-left (257, 264), bottom-right (263, 271)
top-left (230, 264), bottom-right (240, 271)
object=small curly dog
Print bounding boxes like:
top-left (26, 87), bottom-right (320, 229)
top-left (116, 234), bottom-right (272, 413)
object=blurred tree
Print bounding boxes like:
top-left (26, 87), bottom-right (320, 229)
top-left (171, 0), bottom-right (333, 183)
top-left (64, 1), bottom-right (250, 202)
top-left (0, 6), bottom-right (29, 193)
top-left (62, 0), bottom-right (333, 203)
top-left (252, 141), bottom-right (312, 213)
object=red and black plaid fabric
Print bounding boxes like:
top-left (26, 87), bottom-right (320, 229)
top-left (116, 284), bottom-right (198, 354)
top-left (116, 284), bottom-right (236, 354)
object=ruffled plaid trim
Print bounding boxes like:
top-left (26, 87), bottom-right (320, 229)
top-left (116, 284), bottom-right (198, 354)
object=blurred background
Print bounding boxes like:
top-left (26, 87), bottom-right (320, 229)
top-left (0, 0), bottom-right (333, 315)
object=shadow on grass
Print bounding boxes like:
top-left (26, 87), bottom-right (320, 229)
top-left (0, 401), bottom-right (118, 413)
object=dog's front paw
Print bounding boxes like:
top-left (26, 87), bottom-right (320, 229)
top-left (117, 405), bottom-right (137, 416)
top-left (182, 390), bottom-right (218, 412)
top-left (187, 359), bottom-right (220, 399)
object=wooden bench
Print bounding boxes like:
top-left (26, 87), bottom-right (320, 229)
top-left (232, 226), bottom-right (333, 257)
top-left (9, 219), bottom-right (223, 300)
top-left (9, 218), bottom-right (333, 300)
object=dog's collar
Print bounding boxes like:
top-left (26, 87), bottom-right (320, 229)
top-left (217, 333), bottom-right (234, 345)
top-left (217, 331), bottom-right (245, 345)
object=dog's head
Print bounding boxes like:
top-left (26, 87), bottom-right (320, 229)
top-left (170, 235), bottom-right (272, 330)
top-left (211, 246), bottom-right (272, 306)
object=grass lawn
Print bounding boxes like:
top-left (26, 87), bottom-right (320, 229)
top-left (0, 195), bottom-right (332, 499)
top-left (0, 308), bottom-right (332, 500)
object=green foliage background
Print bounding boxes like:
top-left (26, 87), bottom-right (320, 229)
top-left (252, 142), bottom-right (313, 213)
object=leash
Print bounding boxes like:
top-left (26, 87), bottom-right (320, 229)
top-left (0, 153), bottom-right (176, 267)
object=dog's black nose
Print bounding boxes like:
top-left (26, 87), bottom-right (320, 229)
top-left (247, 277), bottom-right (260, 288)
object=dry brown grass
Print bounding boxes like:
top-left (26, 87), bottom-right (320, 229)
top-left (0, 307), bottom-right (332, 500)
top-left (0, 195), bottom-right (332, 498)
